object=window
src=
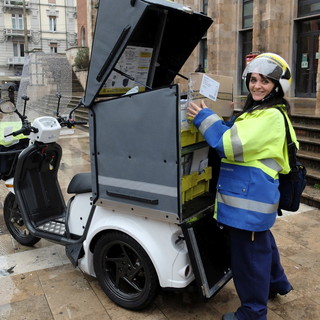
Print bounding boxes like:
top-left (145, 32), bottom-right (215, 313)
top-left (50, 43), bottom-right (57, 53)
top-left (198, 39), bottom-right (208, 72)
top-left (240, 30), bottom-right (253, 94)
top-left (295, 18), bottom-right (320, 97)
top-left (201, 0), bottom-right (208, 15)
top-left (240, 1), bottom-right (253, 94)
top-left (49, 16), bottom-right (57, 32)
top-left (197, 0), bottom-right (209, 72)
top-left (81, 26), bottom-right (86, 47)
top-left (298, 0), bottom-right (320, 17)
top-left (243, 0), bottom-right (253, 29)
top-left (12, 14), bottom-right (23, 30)
top-left (13, 42), bottom-right (24, 57)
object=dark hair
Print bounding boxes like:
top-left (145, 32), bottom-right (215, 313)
top-left (242, 73), bottom-right (291, 114)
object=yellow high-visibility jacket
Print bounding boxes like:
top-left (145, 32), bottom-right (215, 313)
top-left (0, 122), bottom-right (26, 146)
top-left (193, 104), bottom-right (298, 231)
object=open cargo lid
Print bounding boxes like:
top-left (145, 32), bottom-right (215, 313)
top-left (83, 0), bottom-right (213, 107)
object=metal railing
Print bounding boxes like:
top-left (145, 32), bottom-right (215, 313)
top-left (7, 56), bottom-right (26, 65)
top-left (3, 0), bottom-right (29, 8)
top-left (5, 28), bottom-right (32, 37)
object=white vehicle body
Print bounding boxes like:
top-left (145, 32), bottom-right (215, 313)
top-left (71, 195), bottom-right (194, 288)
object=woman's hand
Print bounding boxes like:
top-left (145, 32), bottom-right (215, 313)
top-left (187, 100), bottom-right (208, 118)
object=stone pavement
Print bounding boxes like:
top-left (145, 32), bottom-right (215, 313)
top-left (1, 127), bottom-right (320, 320)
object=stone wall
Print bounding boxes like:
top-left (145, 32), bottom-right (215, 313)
top-left (175, 0), bottom-right (239, 93)
top-left (252, 0), bottom-right (292, 63)
top-left (174, 0), bottom-right (300, 99)
top-left (65, 47), bottom-right (87, 90)
top-left (78, 0), bottom-right (317, 102)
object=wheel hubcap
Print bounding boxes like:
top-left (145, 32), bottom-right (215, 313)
top-left (105, 242), bottom-right (145, 295)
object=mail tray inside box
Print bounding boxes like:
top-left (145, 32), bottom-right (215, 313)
top-left (181, 124), bottom-right (205, 147)
top-left (182, 167), bottom-right (212, 204)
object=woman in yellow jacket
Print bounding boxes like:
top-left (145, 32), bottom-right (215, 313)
top-left (187, 53), bottom-right (296, 320)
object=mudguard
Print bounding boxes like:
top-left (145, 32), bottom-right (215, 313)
top-left (78, 204), bottom-right (194, 288)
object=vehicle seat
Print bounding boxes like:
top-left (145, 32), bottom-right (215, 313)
top-left (67, 172), bottom-right (92, 194)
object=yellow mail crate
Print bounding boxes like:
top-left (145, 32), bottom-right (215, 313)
top-left (181, 166), bottom-right (212, 203)
top-left (181, 123), bottom-right (205, 147)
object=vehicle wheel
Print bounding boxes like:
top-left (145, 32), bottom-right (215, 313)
top-left (3, 192), bottom-right (41, 246)
top-left (93, 231), bottom-right (159, 310)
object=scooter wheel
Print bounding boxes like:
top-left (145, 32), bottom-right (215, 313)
top-left (3, 192), bottom-right (41, 246)
top-left (93, 231), bottom-right (159, 311)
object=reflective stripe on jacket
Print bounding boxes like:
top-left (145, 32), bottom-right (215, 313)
top-left (193, 105), bottom-right (298, 231)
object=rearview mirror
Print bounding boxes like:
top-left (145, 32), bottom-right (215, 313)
top-left (0, 100), bottom-right (16, 114)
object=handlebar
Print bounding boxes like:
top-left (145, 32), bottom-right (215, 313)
top-left (57, 116), bottom-right (87, 128)
top-left (5, 117), bottom-right (86, 138)
top-left (54, 96), bottom-right (87, 128)
top-left (4, 122), bottom-right (38, 138)
top-left (5, 95), bottom-right (87, 138)
top-left (73, 120), bottom-right (87, 125)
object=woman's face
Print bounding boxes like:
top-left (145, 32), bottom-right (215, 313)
top-left (249, 73), bottom-right (275, 101)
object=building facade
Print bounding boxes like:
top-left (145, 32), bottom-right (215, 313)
top-left (0, 0), bottom-right (77, 83)
top-left (173, 0), bottom-right (320, 104)
top-left (5, 0), bottom-right (315, 104)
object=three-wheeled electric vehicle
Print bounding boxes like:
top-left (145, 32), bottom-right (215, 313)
top-left (11, 0), bottom-right (232, 311)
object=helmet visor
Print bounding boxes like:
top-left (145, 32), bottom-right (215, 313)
top-left (242, 58), bottom-right (283, 81)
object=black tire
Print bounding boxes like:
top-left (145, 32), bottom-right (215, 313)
top-left (3, 192), bottom-right (41, 246)
top-left (93, 231), bottom-right (159, 310)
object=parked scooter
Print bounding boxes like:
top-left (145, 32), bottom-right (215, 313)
top-left (0, 96), bottom-right (39, 245)
top-left (1, 95), bottom-right (85, 246)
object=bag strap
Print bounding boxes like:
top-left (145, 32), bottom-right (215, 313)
top-left (277, 108), bottom-right (297, 168)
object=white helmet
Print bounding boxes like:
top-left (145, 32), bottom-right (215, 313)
top-left (242, 53), bottom-right (292, 94)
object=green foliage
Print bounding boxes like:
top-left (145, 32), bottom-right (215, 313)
top-left (314, 184), bottom-right (320, 189)
top-left (74, 47), bottom-right (89, 71)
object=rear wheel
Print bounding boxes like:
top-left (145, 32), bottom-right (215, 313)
top-left (93, 231), bottom-right (159, 310)
top-left (3, 192), bottom-right (41, 246)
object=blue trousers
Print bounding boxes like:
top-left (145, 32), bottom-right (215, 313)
top-left (228, 227), bottom-right (292, 320)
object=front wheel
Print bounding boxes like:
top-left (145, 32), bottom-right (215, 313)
top-left (3, 192), bottom-right (41, 246)
top-left (93, 231), bottom-right (159, 310)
